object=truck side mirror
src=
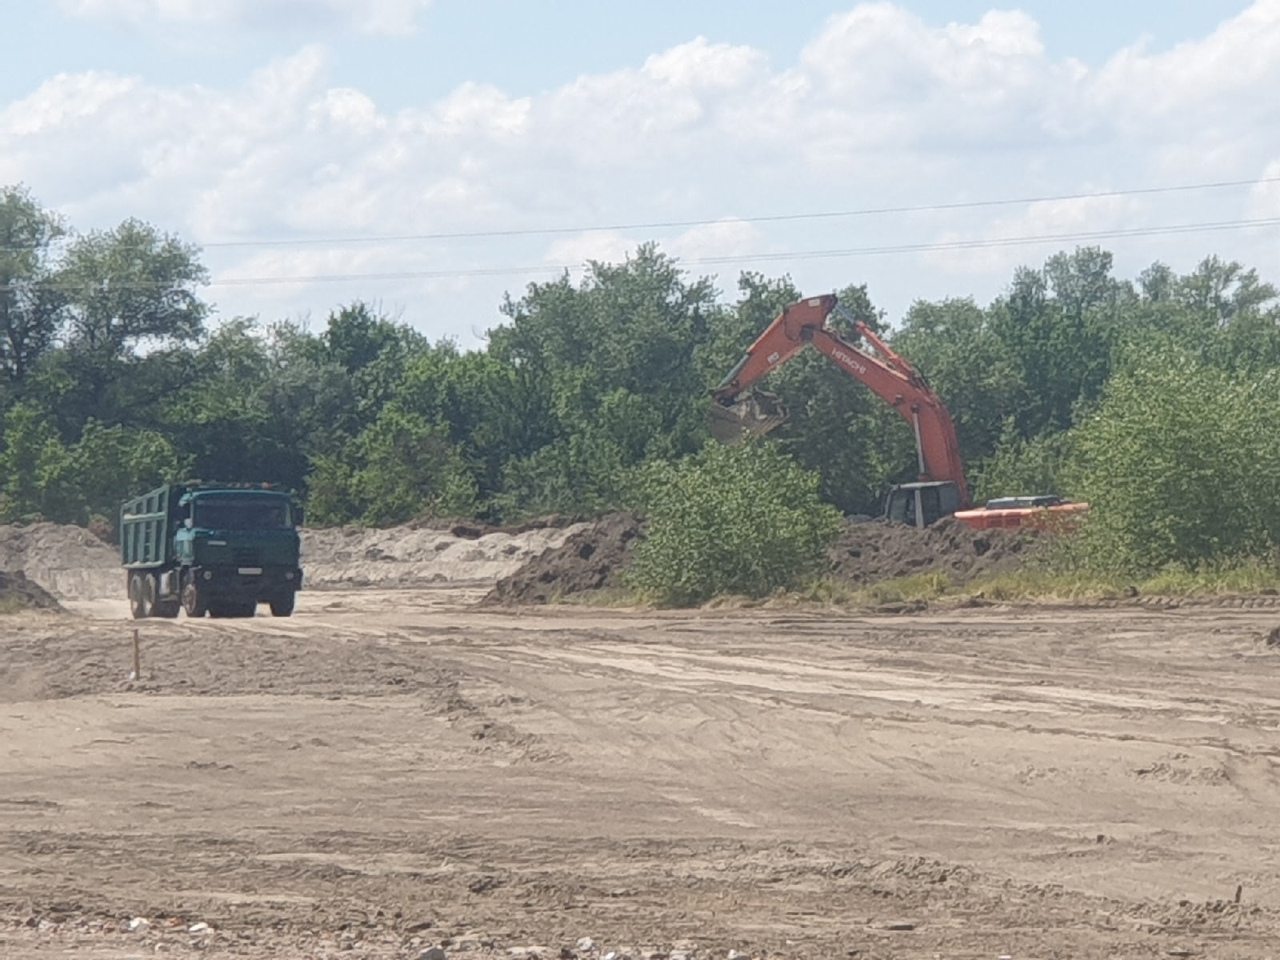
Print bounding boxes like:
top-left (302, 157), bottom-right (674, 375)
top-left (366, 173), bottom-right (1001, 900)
top-left (294, 506), bottom-right (305, 527)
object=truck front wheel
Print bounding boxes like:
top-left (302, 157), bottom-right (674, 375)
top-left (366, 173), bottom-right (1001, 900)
top-left (182, 574), bottom-right (208, 618)
top-left (269, 592), bottom-right (296, 618)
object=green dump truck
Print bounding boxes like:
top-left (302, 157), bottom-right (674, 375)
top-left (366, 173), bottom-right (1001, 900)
top-left (120, 482), bottom-right (304, 619)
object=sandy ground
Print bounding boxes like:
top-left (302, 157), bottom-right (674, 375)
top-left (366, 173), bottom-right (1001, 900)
top-left (4, 586), bottom-right (1280, 959)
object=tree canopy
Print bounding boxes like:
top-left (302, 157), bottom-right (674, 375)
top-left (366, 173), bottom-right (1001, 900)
top-left (3, 184), bottom-right (1279, 575)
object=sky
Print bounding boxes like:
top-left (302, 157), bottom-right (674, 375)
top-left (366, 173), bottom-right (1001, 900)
top-left (2, 0), bottom-right (1275, 344)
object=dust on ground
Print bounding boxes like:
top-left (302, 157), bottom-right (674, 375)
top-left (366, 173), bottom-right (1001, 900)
top-left (4, 595), bottom-right (1280, 959)
top-left (8, 518), bottom-right (1280, 958)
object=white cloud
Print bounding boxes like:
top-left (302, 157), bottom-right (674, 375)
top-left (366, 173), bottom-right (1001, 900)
top-left (667, 219), bottom-right (765, 265)
top-left (57, 0), bottom-right (432, 35)
top-left (8, 2), bottom-right (1280, 339)
top-left (542, 232), bottom-right (635, 271)
top-left (923, 194), bottom-right (1146, 275)
top-left (1250, 161), bottom-right (1280, 218)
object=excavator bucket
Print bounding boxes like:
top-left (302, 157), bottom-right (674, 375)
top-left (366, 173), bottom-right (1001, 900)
top-left (709, 391), bottom-right (788, 445)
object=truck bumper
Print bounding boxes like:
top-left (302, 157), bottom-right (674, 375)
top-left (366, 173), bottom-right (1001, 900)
top-left (188, 565), bottom-right (302, 601)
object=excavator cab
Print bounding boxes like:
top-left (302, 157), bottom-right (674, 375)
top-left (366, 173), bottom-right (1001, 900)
top-left (883, 481), bottom-right (965, 530)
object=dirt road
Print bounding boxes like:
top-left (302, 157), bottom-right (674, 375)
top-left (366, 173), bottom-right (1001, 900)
top-left (4, 589), bottom-right (1280, 958)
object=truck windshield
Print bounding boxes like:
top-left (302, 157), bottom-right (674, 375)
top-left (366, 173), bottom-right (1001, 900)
top-left (194, 498), bottom-right (290, 530)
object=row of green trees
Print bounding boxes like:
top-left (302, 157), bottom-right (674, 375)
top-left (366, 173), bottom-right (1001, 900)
top-left (2, 184), bottom-right (1278, 581)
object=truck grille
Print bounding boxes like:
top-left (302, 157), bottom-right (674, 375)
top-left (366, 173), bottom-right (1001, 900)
top-left (232, 548), bottom-right (261, 566)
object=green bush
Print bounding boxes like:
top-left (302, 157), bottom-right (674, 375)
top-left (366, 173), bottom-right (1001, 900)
top-left (625, 442), bottom-right (843, 605)
top-left (972, 417), bottom-right (1076, 505)
top-left (1068, 345), bottom-right (1280, 573)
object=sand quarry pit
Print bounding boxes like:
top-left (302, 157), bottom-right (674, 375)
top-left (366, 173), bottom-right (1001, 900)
top-left (5, 517), bottom-right (1280, 958)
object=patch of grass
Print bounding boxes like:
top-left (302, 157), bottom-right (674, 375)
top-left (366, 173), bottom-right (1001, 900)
top-left (793, 572), bottom-right (953, 608)
top-left (964, 568), bottom-right (1131, 603)
top-left (559, 586), bottom-right (648, 608)
top-left (933, 559), bottom-right (1280, 604)
top-left (569, 556), bottom-right (1280, 609)
top-left (1139, 561), bottom-right (1280, 597)
top-left (788, 579), bottom-right (862, 605)
top-left (857, 572), bottom-right (953, 605)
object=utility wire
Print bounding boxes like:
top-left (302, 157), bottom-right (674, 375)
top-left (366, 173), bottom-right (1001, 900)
top-left (1, 175), bottom-right (1277, 255)
top-left (206, 215), bottom-right (1280, 284)
top-left (189, 175), bottom-right (1280, 248)
top-left (2, 213), bottom-right (1274, 293)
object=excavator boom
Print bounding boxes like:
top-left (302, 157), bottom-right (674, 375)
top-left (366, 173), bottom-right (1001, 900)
top-left (711, 295), bottom-right (970, 506)
top-left (710, 294), bottom-right (1090, 530)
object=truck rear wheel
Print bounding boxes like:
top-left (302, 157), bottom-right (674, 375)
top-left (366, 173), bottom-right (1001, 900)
top-left (128, 572), bottom-right (152, 620)
top-left (269, 592), bottom-right (295, 617)
top-left (182, 575), bottom-right (208, 618)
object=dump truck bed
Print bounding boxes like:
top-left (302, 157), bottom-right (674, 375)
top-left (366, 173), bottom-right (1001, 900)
top-left (120, 484), bottom-right (179, 569)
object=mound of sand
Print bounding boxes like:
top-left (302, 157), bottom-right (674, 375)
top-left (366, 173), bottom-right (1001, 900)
top-left (482, 512), bottom-right (643, 605)
top-left (301, 518), bottom-right (590, 589)
top-left (0, 570), bottom-right (63, 611)
top-left (0, 523), bottom-right (121, 602)
top-left (827, 516), bottom-right (1042, 586)
top-left (0, 516), bottom-right (594, 603)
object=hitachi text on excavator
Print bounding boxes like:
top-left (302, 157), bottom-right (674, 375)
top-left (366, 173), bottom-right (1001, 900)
top-left (710, 294), bottom-right (1088, 531)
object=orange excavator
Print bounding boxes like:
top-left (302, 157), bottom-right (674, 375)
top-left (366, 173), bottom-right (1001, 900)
top-left (710, 294), bottom-right (1088, 531)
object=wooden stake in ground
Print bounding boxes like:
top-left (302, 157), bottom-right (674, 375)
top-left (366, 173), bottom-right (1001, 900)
top-left (131, 628), bottom-right (141, 682)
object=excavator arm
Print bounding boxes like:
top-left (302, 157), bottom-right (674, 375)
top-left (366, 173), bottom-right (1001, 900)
top-left (711, 294), bottom-right (970, 507)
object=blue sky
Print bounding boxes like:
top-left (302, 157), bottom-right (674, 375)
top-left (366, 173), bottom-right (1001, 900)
top-left (6, 1), bottom-right (1249, 104)
top-left (1, 1), bottom-right (1275, 340)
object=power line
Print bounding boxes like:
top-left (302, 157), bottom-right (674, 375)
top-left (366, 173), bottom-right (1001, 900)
top-left (202, 214), bottom-right (1280, 287)
top-left (195, 175), bottom-right (1280, 248)
top-left (0, 175), bottom-right (1277, 256)
top-left (3, 213), bottom-right (1271, 293)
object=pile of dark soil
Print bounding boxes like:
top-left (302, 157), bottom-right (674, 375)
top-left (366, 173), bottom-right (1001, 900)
top-left (827, 516), bottom-right (1042, 587)
top-left (481, 512), bottom-right (643, 605)
top-left (483, 513), bottom-right (1044, 606)
top-left (0, 570), bottom-right (63, 611)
